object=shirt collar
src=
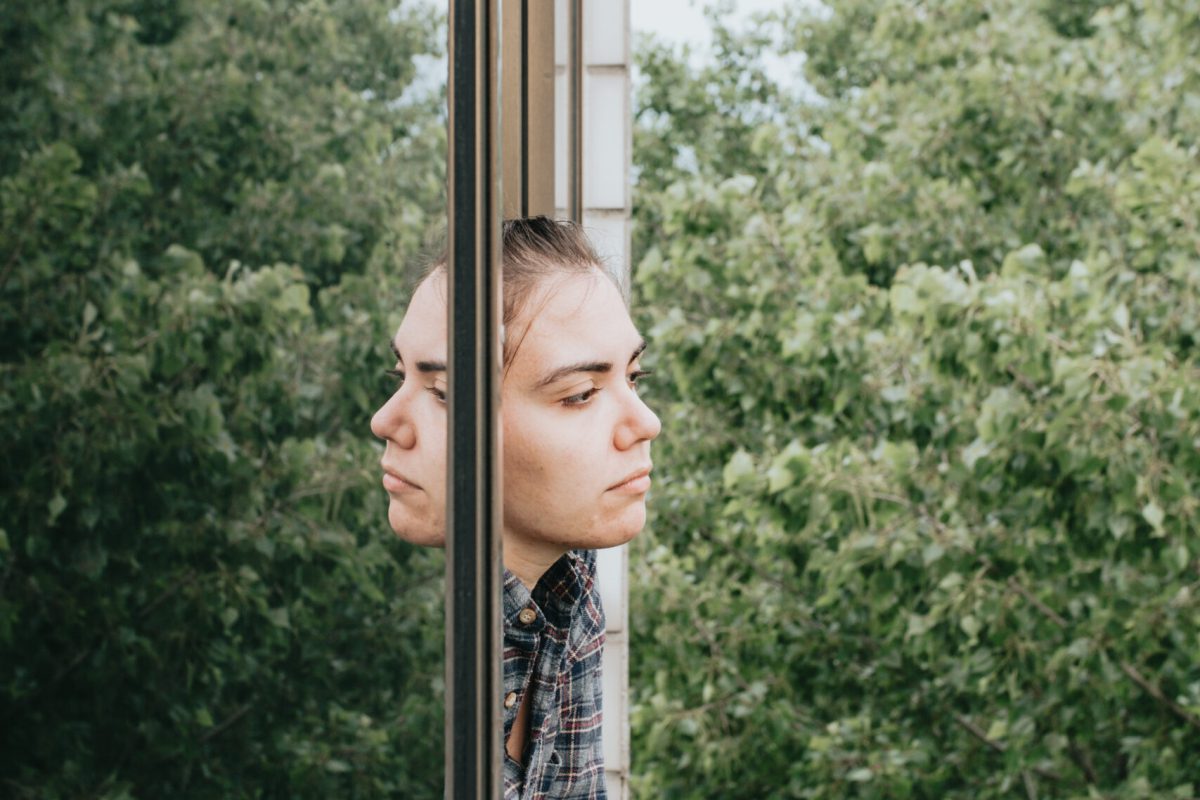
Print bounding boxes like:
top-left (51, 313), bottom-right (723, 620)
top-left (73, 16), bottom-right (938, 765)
top-left (502, 550), bottom-right (594, 631)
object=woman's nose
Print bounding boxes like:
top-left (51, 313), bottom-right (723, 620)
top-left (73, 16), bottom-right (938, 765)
top-left (614, 393), bottom-right (662, 451)
top-left (371, 390), bottom-right (417, 449)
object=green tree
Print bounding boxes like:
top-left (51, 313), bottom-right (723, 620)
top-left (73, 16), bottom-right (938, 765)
top-left (631, 1), bottom-right (1200, 797)
top-left (1, 2), bottom-right (447, 796)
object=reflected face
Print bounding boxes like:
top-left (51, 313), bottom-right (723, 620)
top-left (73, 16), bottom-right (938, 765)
top-left (369, 274), bottom-right (449, 546)
top-left (370, 269), bottom-right (661, 557)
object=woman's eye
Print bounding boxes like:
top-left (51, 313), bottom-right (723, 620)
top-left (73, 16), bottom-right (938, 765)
top-left (427, 386), bottom-right (447, 403)
top-left (385, 368), bottom-right (405, 389)
top-left (628, 369), bottom-right (653, 390)
top-left (562, 388), bottom-right (598, 407)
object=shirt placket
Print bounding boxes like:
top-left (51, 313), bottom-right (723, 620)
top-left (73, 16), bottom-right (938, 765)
top-left (503, 572), bottom-right (544, 797)
top-left (524, 607), bottom-right (568, 799)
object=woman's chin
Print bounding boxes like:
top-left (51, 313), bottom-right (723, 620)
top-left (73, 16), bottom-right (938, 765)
top-left (388, 507), bottom-right (446, 548)
top-left (576, 511), bottom-right (647, 551)
top-left (610, 506), bottom-right (647, 544)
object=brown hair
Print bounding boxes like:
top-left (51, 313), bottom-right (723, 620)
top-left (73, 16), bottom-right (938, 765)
top-left (423, 216), bottom-right (612, 368)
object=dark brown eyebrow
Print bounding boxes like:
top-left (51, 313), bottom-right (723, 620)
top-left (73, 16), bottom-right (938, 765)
top-left (535, 339), bottom-right (647, 390)
top-left (390, 341), bottom-right (446, 374)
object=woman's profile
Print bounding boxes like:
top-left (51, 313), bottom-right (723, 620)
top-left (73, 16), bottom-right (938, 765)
top-left (370, 216), bottom-right (661, 798)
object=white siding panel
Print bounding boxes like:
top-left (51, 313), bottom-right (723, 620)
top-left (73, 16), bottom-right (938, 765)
top-left (584, 0), bottom-right (626, 65)
top-left (583, 71), bottom-right (628, 210)
top-left (555, 0), bottom-right (568, 65)
top-left (582, 210), bottom-right (629, 291)
top-left (601, 628), bottom-right (628, 797)
top-left (596, 543), bottom-right (627, 634)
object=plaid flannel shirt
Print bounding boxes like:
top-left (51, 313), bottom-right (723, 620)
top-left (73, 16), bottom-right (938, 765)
top-left (502, 549), bottom-right (607, 799)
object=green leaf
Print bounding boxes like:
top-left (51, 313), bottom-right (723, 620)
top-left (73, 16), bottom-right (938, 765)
top-left (847, 767), bottom-right (874, 782)
top-left (47, 493), bottom-right (67, 525)
top-left (1142, 502), bottom-right (1165, 535)
top-left (722, 450), bottom-right (755, 489)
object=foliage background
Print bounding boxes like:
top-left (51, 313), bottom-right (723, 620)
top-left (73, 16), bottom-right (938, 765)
top-left (2, 1), bottom-right (447, 796)
top-left (3, 0), bottom-right (1199, 798)
top-left (630, 1), bottom-right (1200, 798)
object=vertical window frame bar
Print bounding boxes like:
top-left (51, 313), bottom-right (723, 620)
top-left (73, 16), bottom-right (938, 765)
top-left (446, 0), bottom-right (503, 796)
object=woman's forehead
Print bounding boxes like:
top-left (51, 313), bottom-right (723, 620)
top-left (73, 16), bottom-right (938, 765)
top-left (395, 270), bottom-right (641, 370)
top-left (509, 272), bottom-right (641, 373)
top-left (393, 275), bottom-right (449, 357)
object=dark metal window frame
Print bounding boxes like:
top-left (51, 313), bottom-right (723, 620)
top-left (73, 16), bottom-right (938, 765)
top-left (446, 0), bottom-right (503, 795)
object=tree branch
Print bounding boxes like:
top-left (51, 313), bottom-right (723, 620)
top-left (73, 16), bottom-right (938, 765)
top-left (1007, 576), bottom-right (1068, 629)
top-left (199, 702), bottom-right (254, 744)
top-left (953, 713), bottom-right (1006, 753)
top-left (953, 714), bottom-right (1062, 783)
top-left (1119, 661), bottom-right (1200, 731)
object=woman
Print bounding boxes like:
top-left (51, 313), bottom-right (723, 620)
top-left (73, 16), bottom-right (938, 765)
top-left (370, 217), bottom-right (661, 799)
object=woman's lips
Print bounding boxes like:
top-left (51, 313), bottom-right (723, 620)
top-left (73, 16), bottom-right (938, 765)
top-left (608, 466), bottom-right (652, 494)
top-left (382, 471), bottom-right (421, 493)
top-left (609, 474), bottom-right (651, 493)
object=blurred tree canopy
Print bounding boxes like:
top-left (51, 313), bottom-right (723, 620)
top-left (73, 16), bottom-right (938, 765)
top-left (631, 0), bottom-right (1199, 797)
top-left (1, 1), bottom-right (447, 796)
top-left (5, 0), bottom-right (1199, 797)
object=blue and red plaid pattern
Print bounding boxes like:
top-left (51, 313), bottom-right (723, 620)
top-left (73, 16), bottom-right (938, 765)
top-left (502, 550), bottom-right (607, 799)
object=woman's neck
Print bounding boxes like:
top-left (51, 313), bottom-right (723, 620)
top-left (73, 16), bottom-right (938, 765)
top-left (502, 533), bottom-right (569, 589)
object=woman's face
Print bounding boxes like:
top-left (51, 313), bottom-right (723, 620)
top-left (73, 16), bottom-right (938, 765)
top-left (370, 269), bottom-right (661, 560)
top-left (370, 273), bottom-right (449, 547)
top-left (500, 271), bottom-right (661, 559)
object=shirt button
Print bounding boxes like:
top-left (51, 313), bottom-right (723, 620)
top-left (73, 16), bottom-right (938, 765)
top-left (504, 692), bottom-right (518, 709)
top-left (518, 608), bottom-right (537, 625)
